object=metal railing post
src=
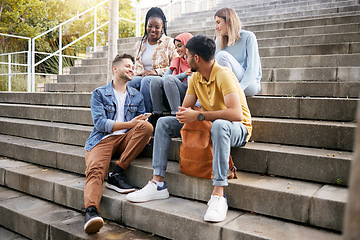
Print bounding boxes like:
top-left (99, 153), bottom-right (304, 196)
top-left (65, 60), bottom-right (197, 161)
top-left (195, 0), bottom-right (199, 12)
top-left (107, 0), bottom-right (119, 83)
top-left (8, 54), bottom-right (11, 91)
top-left (181, 0), bottom-right (185, 14)
top-left (32, 38), bottom-right (35, 92)
top-left (27, 38), bottom-right (31, 92)
top-left (206, 0), bottom-right (209, 10)
top-left (59, 25), bottom-right (63, 75)
top-left (136, 2), bottom-right (140, 37)
top-left (94, 7), bottom-right (97, 52)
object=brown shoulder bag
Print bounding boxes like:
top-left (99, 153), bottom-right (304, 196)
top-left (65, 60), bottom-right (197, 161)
top-left (179, 120), bottom-right (237, 179)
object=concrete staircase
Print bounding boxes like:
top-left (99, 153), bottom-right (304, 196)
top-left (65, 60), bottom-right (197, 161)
top-left (43, 0), bottom-right (360, 96)
top-left (1, 0), bottom-right (359, 239)
top-left (0, 91), bottom-right (357, 239)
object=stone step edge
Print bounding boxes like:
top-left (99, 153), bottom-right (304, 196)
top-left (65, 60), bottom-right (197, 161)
top-left (1, 95), bottom-right (358, 123)
top-left (170, 5), bottom-right (360, 26)
top-left (0, 92), bottom-right (356, 106)
top-left (0, 115), bottom-right (354, 151)
top-left (0, 226), bottom-right (28, 240)
top-left (0, 185), bottom-right (162, 240)
top-left (167, 11), bottom-right (360, 34)
top-left (0, 158), bottom-right (344, 237)
top-left (0, 114), bottom-right (353, 130)
top-left (184, 0), bottom-right (357, 16)
top-left (0, 133), bottom-right (352, 186)
top-left (77, 52), bottom-right (360, 66)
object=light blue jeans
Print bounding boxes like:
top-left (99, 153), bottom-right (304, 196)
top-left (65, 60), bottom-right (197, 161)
top-left (150, 75), bottom-right (188, 115)
top-left (215, 51), bottom-right (260, 97)
top-left (152, 116), bottom-right (248, 186)
top-left (128, 75), bottom-right (163, 113)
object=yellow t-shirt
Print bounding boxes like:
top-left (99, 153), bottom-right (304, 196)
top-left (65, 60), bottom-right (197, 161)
top-left (187, 61), bottom-right (252, 141)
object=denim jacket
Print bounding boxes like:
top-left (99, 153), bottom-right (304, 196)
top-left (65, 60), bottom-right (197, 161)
top-left (84, 80), bottom-right (145, 151)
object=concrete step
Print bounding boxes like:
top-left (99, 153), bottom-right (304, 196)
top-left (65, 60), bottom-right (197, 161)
top-left (0, 157), bottom-right (347, 233)
top-left (0, 226), bottom-right (28, 240)
top-left (116, 39), bottom-right (360, 58)
top-left (0, 94), bottom-right (357, 121)
top-left (254, 22), bottom-right (360, 39)
top-left (0, 175), bottom-right (340, 240)
top-left (43, 80), bottom-right (360, 95)
top-left (247, 96), bottom-right (358, 122)
top-left (169, 5), bottom-right (360, 30)
top-left (173, 0), bottom-right (357, 20)
top-left (167, 12), bottom-right (360, 35)
top-left (44, 82), bottom-right (102, 92)
top-left (187, 0), bottom-right (358, 18)
top-left (259, 81), bottom-right (360, 97)
top-left (0, 185), bottom-right (163, 240)
top-left (0, 103), bottom-right (92, 125)
top-left (262, 67), bottom-right (360, 82)
top-left (69, 57), bottom-right (360, 85)
top-left (259, 43), bottom-right (360, 57)
top-left (0, 92), bottom-right (91, 107)
top-left (0, 132), bottom-right (352, 187)
top-left (258, 32), bottom-right (360, 48)
top-left (57, 73), bottom-right (107, 83)
top-left (0, 117), bottom-right (91, 146)
top-left (75, 57), bottom-right (107, 66)
top-left (106, 34), bottom-right (360, 56)
top-left (251, 117), bottom-right (355, 151)
top-left (68, 65), bottom-right (107, 74)
top-left (0, 114), bottom-right (354, 150)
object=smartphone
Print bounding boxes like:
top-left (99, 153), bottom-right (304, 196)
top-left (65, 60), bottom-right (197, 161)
top-left (139, 113), bottom-right (152, 120)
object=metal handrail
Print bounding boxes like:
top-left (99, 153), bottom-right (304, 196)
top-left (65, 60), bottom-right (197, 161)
top-left (32, 0), bottom-right (109, 42)
top-left (0, 51), bottom-right (29, 56)
top-left (0, 33), bottom-right (31, 92)
top-left (30, 1), bottom-right (113, 91)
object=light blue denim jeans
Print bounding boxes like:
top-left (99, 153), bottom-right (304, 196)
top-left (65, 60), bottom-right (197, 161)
top-left (152, 116), bottom-right (248, 186)
top-left (150, 75), bottom-right (188, 115)
top-left (128, 75), bottom-right (163, 113)
top-left (215, 51), bottom-right (260, 97)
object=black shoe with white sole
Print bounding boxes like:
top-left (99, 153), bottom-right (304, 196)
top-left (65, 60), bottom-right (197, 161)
top-left (106, 172), bottom-right (135, 193)
top-left (84, 206), bottom-right (104, 234)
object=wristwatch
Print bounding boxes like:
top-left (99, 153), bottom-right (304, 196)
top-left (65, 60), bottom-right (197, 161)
top-left (197, 113), bottom-right (205, 121)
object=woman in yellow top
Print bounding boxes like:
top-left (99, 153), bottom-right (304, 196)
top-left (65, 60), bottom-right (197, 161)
top-left (127, 7), bottom-right (178, 114)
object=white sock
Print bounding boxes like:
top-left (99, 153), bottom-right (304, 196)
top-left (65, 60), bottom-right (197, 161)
top-left (153, 180), bottom-right (164, 187)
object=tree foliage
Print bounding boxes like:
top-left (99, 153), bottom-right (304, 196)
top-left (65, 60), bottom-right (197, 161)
top-left (0, 0), bottom-right (137, 75)
top-left (0, 0), bottom-right (137, 53)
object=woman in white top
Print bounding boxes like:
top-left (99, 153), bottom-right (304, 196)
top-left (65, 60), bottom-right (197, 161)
top-left (127, 7), bottom-right (178, 114)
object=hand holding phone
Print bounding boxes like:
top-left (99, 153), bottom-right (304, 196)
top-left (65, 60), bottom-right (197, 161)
top-left (139, 113), bottom-right (152, 120)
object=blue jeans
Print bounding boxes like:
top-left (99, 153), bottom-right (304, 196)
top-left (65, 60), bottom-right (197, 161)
top-left (128, 75), bottom-right (163, 113)
top-left (150, 75), bottom-right (188, 115)
top-left (152, 116), bottom-right (248, 186)
top-left (215, 51), bottom-right (260, 97)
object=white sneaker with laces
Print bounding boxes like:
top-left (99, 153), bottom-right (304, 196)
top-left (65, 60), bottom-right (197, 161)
top-left (203, 195), bottom-right (228, 222)
top-left (126, 180), bottom-right (170, 203)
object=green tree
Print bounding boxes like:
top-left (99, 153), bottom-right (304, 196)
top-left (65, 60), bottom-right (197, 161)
top-left (1, 0), bottom-right (137, 74)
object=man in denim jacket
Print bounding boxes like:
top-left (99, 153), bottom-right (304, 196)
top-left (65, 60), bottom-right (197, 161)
top-left (83, 54), bottom-right (153, 234)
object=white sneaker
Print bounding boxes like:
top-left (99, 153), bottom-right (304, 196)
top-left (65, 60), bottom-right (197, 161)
top-left (126, 180), bottom-right (170, 203)
top-left (203, 195), bottom-right (228, 222)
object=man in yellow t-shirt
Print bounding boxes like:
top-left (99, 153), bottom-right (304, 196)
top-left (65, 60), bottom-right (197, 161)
top-left (127, 35), bottom-right (252, 223)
